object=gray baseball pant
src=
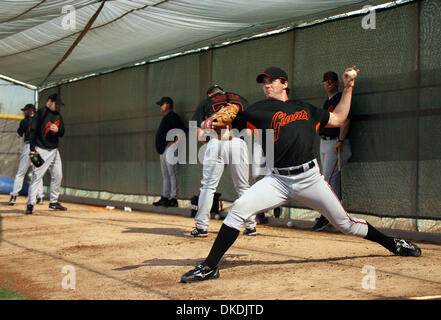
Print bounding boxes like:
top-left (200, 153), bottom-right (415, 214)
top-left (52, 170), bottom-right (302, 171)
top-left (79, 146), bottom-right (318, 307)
top-left (320, 138), bottom-right (352, 200)
top-left (11, 143), bottom-right (43, 199)
top-left (195, 137), bottom-right (256, 231)
top-left (223, 161), bottom-right (368, 237)
top-left (27, 147), bottom-right (62, 205)
top-left (159, 143), bottom-right (179, 199)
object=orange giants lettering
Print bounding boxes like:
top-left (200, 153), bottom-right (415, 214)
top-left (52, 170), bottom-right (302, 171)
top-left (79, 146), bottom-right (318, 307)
top-left (271, 110), bottom-right (309, 141)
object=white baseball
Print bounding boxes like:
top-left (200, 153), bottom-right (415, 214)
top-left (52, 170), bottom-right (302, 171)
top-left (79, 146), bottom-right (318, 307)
top-left (347, 69), bottom-right (357, 77)
top-left (214, 214), bottom-right (221, 220)
top-left (287, 221), bottom-right (293, 227)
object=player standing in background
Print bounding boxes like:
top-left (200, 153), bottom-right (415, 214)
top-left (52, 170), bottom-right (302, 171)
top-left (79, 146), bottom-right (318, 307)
top-left (190, 85), bottom-right (257, 237)
top-left (181, 66), bottom-right (421, 283)
top-left (313, 71), bottom-right (352, 231)
top-left (153, 97), bottom-right (187, 207)
top-left (8, 104), bottom-right (44, 206)
top-left (26, 94), bottom-right (67, 215)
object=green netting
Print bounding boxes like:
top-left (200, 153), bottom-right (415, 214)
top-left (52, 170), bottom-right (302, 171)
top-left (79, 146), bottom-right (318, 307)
top-left (0, 118), bottom-right (23, 178)
top-left (36, 0), bottom-right (441, 220)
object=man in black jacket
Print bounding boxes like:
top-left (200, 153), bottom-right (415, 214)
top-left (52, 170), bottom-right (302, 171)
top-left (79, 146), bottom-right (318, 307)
top-left (26, 94), bottom-right (66, 215)
top-left (8, 104), bottom-right (44, 206)
top-left (153, 97), bottom-right (187, 207)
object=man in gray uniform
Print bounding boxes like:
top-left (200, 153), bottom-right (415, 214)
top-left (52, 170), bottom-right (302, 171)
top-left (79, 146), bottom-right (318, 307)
top-left (190, 85), bottom-right (257, 237)
top-left (8, 104), bottom-right (44, 206)
top-left (26, 94), bottom-right (67, 215)
top-left (313, 71), bottom-right (352, 231)
top-left (181, 66), bottom-right (421, 283)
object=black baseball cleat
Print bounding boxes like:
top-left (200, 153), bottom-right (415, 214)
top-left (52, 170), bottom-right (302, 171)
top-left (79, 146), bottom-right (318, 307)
top-left (25, 204), bottom-right (33, 215)
top-left (36, 197), bottom-right (44, 205)
top-left (312, 215), bottom-right (330, 231)
top-left (181, 263), bottom-right (219, 283)
top-left (8, 195), bottom-right (16, 206)
top-left (190, 228), bottom-right (208, 237)
top-left (392, 238), bottom-right (422, 257)
top-left (273, 206), bottom-right (281, 218)
top-left (153, 196), bottom-right (169, 206)
top-left (49, 202), bottom-right (67, 211)
top-left (243, 227), bottom-right (257, 236)
top-left (256, 213), bottom-right (268, 225)
top-left (167, 198), bottom-right (178, 207)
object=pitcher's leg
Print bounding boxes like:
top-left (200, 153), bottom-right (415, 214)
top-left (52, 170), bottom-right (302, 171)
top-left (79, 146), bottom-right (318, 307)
top-left (295, 168), bottom-right (368, 237)
top-left (224, 174), bottom-right (289, 231)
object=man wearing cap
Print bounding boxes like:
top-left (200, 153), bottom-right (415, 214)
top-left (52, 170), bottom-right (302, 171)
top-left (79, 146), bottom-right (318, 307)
top-left (181, 66), bottom-right (421, 283)
top-left (312, 71), bottom-right (353, 232)
top-left (190, 85), bottom-right (257, 237)
top-left (153, 97), bottom-right (187, 207)
top-left (8, 104), bottom-right (44, 206)
top-left (25, 93), bottom-right (67, 214)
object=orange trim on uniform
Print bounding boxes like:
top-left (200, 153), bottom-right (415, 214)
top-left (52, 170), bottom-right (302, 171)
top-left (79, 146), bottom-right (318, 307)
top-left (322, 176), bottom-right (368, 226)
top-left (315, 122), bottom-right (321, 133)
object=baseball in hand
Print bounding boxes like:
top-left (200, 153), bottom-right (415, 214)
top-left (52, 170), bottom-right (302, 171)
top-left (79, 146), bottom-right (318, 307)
top-left (347, 69), bottom-right (357, 77)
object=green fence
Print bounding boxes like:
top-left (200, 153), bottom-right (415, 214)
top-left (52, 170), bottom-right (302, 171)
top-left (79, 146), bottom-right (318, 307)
top-left (38, 1), bottom-right (441, 220)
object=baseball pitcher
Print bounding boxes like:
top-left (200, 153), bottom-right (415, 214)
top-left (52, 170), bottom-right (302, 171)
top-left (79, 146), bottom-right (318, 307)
top-left (181, 66), bottom-right (421, 283)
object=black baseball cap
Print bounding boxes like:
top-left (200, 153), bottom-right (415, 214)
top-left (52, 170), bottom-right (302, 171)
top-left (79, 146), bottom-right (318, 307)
top-left (323, 71), bottom-right (339, 82)
top-left (206, 84), bottom-right (224, 96)
top-left (21, 103), bottom-right (36, 111)
top-left (156, 97), bottom-right (173, 107)
top-left (48, 93), bottom-right (64, 105)
top-left (256, 66), bottom-right (288, 83)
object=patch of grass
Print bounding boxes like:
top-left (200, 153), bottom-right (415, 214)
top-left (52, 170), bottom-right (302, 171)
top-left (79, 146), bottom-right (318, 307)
top-left (0, 286), bottom-right (28, 300)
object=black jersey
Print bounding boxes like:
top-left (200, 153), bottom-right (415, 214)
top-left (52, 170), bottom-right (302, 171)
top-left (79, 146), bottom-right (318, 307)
top-left (244, 99), bottom-right (329, 168)
top-left (191, 91), bottom-right (248, 131)
top-left (318, 92), bottom-right (351, 138)
top-left (155, 111), bottom-right (187, 154)
top-left (30, 106), bottom-right (65, 151)
top-left (17, 115), bottom-right (34, 143)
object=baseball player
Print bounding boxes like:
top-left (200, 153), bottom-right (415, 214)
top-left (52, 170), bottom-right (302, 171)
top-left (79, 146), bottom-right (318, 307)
top-left (153, 97), bottom-right (187, 207)
top-left (26, 93), bottom-right (67, 215)
top-left (190, 85), bottom-right (257, 237)
top-left (181, 66), bottom-right (421, 283)
top-left (313, 71), bottom-right (352, 231)
top-left (8, 104), bottom-right (44, 206)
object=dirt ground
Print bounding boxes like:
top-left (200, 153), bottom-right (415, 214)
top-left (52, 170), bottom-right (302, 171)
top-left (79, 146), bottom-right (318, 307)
top-left (0, 194), bottom-right (440, 300)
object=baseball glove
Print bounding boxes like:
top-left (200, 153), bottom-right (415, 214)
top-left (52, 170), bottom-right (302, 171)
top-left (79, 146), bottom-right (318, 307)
top-left (204, 103), bottom-right (240, 131)
top-left (29, 151), bottom-right (44, 168)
